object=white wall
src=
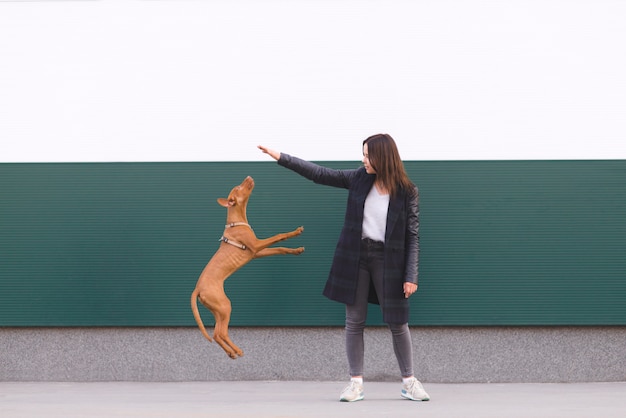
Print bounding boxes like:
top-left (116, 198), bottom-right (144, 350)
top-left (1, 0), bottom-right (625, 162)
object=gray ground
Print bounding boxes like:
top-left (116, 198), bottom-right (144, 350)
top-left (1, 381), bottom-right (625, 418)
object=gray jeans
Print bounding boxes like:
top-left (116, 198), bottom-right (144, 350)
top-left (345, 240), bottom-right (414, 378)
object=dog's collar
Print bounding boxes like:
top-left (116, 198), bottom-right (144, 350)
top-left (220, 222), bottom-right (251, 250)
top-left (225, 222), bottom-right (251, 229)
top-left (219, 236), bottom-right (247, 251)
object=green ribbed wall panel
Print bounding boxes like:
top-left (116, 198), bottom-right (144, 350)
top-left (1, 161), bottom-right (625, 326)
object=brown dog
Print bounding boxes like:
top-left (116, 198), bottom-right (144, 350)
top-left (191, 176), bottom-right (304, 359)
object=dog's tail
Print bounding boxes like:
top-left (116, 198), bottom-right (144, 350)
top-left (191, 288), bottom-right (213, 343)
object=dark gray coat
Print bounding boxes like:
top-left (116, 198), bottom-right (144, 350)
top-left (278, 153), bottom-right (419, 324)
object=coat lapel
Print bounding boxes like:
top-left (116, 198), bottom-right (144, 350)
top-left (355, 175), bottom-right (375, 223)
top-left (385, 192), bottom-right (403, 242)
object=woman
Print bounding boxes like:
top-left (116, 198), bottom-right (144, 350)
top-left (258, 134), bottom-right (429, 402)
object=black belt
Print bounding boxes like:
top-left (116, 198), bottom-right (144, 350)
top-left (361, 237), bottom-right (384, 250)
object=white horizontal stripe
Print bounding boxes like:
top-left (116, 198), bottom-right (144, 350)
top-left (1, 1), bottom-right (625, 162)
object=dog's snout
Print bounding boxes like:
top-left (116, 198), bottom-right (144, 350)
top-left (243, 176), bottom-right (255, 189)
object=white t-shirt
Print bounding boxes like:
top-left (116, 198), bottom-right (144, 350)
top-left (361, 185), bottom-right (390, 243)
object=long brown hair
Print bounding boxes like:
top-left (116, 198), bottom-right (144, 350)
top-left (363, 133), bottom-right (414, 196)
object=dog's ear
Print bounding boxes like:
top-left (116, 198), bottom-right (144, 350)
top-left (217, 198), bottom-right (236, 207)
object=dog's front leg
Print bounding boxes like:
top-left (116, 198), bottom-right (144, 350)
top-left (252, 226), bottom-right (304, 251)
top-left (254, 246), bottom-right (305, 258)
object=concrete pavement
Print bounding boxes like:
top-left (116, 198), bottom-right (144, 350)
top-left (1, 381), bottom-right (625, 417)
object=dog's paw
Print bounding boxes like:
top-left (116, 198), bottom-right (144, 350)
top-left (295, 246), bottom-right (305, 254)
top-left (295, 226), bottom-right (304, 234)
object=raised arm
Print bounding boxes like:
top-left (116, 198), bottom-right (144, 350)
top-left (257, 145), bottom-right (363, 189)
top-left (257, 145), bottom-right (280, 161)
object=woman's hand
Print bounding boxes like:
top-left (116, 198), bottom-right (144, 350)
top-left (404, 282), bottom-right (417, 298)
top-left (258, 145), bottom-right (281, 161)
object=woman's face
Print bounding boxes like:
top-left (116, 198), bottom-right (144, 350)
top-left (363, 143), bottom-right (376, 174)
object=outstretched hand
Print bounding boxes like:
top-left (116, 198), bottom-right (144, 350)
top-left (257, 145), bottom-right (281, 161)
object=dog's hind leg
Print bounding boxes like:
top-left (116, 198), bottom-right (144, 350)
top-left (212, 297), bottom-right (244, 359)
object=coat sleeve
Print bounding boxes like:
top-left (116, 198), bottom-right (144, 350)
top-left (404, 186), bottom-right (419, 285)
top-left (277, 153), bottom-right (360, 189)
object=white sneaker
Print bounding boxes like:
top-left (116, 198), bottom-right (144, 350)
top-left (339, 380), bottom-right (364, 402)
top-left (401, 377), bottom-right (430, 401)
